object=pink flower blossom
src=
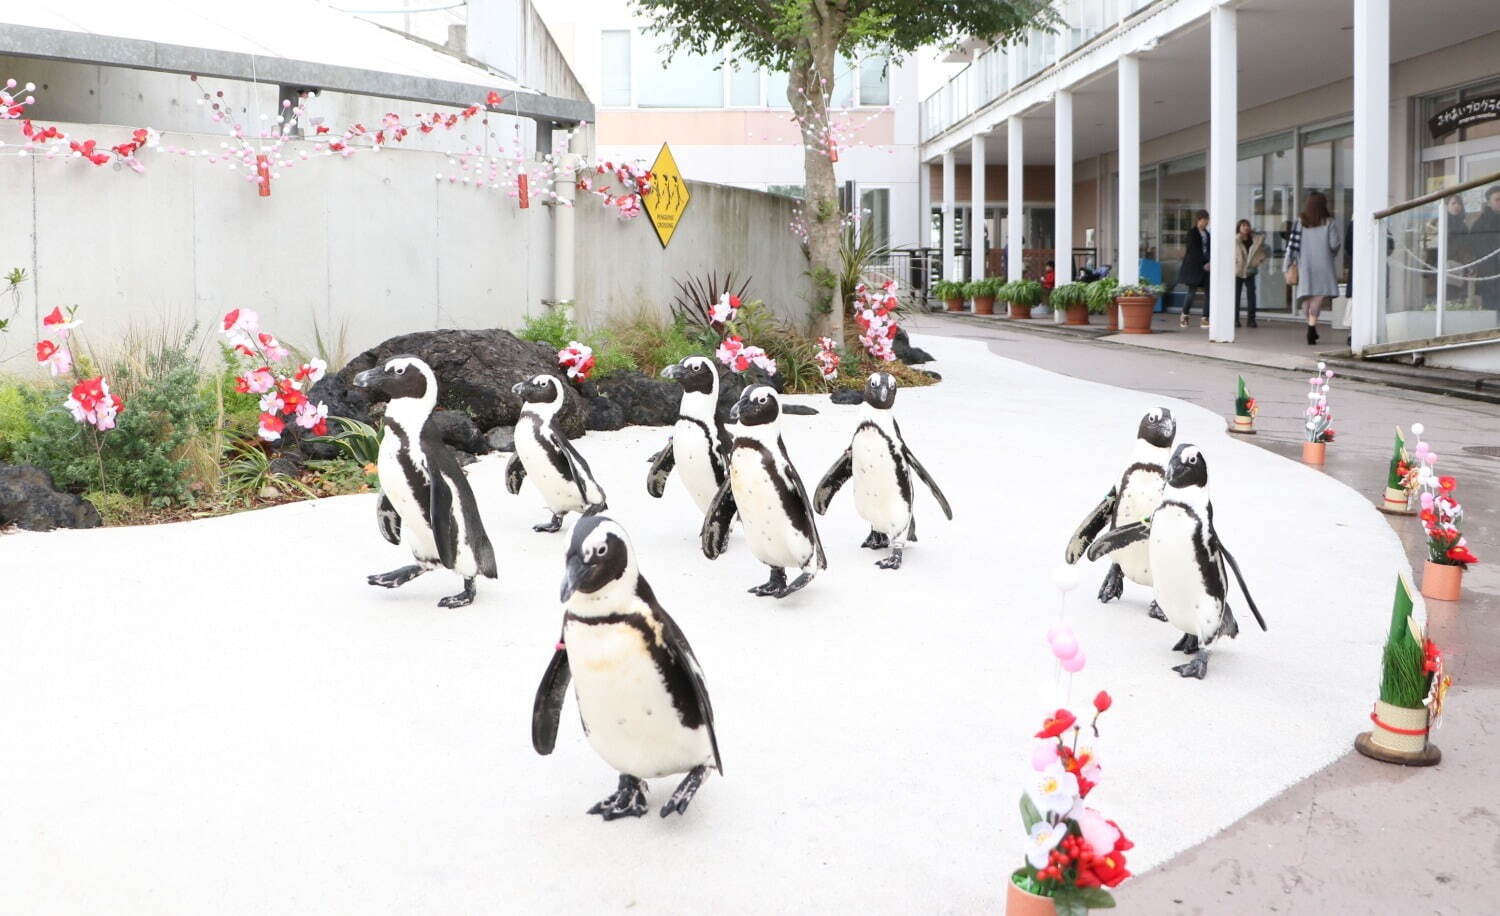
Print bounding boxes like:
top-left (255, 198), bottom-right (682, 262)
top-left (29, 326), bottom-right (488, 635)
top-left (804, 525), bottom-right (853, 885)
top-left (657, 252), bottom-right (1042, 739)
top-left (294, 399), bottom-right (329, 430)
top-left (1030, 740), bottom-right (1060, 772)
top-left (244, 367), bottom-right (276, 394)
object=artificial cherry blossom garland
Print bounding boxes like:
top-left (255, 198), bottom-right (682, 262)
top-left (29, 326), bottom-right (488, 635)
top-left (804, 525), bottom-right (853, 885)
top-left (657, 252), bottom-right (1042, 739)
top-left (221, 308), bottom-right (329, 441)
top-left (814, 336), bottom-right (840, 381)
top-left (557, 341), bottom-right (595, 382)
top-left (1304, 362), bottom-right (1335, 443)
top-left (852, 281), bottom-right (901, 362)
top-left (716, 334), bottom-right (777, 375)
top-left (1408, 424), bottom-right (1478, 567)
top-left (33, 306), bottom-right (126, 432)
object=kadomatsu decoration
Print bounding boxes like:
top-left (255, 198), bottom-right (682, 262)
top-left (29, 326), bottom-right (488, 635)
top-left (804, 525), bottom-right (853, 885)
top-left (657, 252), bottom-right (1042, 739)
top-left (1377, 425), bottom-right (1417, 515)
top-left (1229, 376), bottom-right (1257, 435)
top-left (1354, 574), bottom-right (1450, 766)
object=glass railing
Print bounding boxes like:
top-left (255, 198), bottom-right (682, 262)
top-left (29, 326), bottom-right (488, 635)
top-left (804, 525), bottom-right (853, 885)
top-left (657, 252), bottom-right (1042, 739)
top-left (1374, 171), bottom-right (1500, 346)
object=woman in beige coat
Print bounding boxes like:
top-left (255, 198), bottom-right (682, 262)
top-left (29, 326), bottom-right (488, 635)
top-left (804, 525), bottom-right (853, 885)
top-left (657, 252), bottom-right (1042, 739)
top-left (1232, 219), bottom-right (1269, 328)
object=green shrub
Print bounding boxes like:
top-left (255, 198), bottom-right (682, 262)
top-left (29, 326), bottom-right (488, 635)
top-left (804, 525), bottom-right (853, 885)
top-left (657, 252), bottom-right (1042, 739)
top-left (517, 309), bottom-right (637, 376)
top-left (932, 279), bottom-right (967, 300)
top-left (0, 380), bottom-right (42, 461)
top-left (608, 313), bottom-right (712, 376)
top-left (1085, 278), bottom-right (1121, 314)
top-left (1050, 282), bottom-right (1090, 309)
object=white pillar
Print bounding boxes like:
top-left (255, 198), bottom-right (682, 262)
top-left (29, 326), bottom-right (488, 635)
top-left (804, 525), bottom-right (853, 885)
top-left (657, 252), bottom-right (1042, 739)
top-left (1117, 54), bottom-right (1140, 286)
top-left (971, 134), bottom-right (987, 280)
top-left (1008, 116), bottom-right (1025, 281)
top-left (1055, 90), bottom-right (1074, 285)
top-left (1351, 0), bottom-right (1390, 353)
top-left (553, 129), bottom-right (581, 317)
top-left (917, 156), bottom-right (931, 250)
top-left (1207, 3), bottom-right (1237, 343)
top-left (941, 150), bottom-right (956, 280)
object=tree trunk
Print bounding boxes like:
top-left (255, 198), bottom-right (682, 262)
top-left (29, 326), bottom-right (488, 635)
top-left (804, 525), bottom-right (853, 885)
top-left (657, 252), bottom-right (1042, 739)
top-left (788, 28), bottom-right (842, 337)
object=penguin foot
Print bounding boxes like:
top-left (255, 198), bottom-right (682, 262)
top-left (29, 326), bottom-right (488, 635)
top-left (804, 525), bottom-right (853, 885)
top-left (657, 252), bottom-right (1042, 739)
top-left (1171, 633), bottom-right (1200, 654)
top-left (660, 765), bottom-right (708, 818)
top-left (876, 547), bottom-right (904, 570)
top-left (1173, 651), bottom-right (1210, 679)
top-left (589, 774), bottom-right (648, 821)
top-left (533, 513), bottom-right (565, 533)
top-left (1148, 601), bottom-right (1168, 621)
top-left (860, 530), bottom-right (889, 550)
top-left (1097, 564), bottom-right (1124, 603)
top-left (748, 567), bottom-right (787, 597)
top-left (367, 564), bottom-right (429, 589)
top-left (437, 578), bottom-right (477, 608)
top-left (774, 572), bottom-right (815, 598)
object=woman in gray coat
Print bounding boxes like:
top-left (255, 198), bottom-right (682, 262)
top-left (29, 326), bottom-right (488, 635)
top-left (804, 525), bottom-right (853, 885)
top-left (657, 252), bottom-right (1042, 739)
top-left (1285, 191), bottom-right (1342, 345)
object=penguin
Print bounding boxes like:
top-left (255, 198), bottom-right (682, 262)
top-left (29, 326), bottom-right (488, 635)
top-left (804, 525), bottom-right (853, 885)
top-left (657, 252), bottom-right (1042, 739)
top-left (505, 374), bottom-right (607, 532)
top-left (812, 371), bottom-right (952, 569)
top-left (701, 385), bottom-right (826, 598)
top-left (532, 513), bottom-right (722, 819)
top-left (1086, 444), bottom-right (1267, 679)
top-left (1064, 407), bottom-right (1177, 619)
top-left (352, 356), bottom-right (497, 608)
top-left (646, 355), bottom-right (731, 514)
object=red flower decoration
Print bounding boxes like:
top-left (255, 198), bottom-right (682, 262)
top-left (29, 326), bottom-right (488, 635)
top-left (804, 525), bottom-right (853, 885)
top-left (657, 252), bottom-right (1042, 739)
top-left (1446, 545), bottom-right (1478, 566)
top-left (35, 339), bottom-right (57, 362)
top-left (1437, 476), bottom-right (1456, 492)
top-left (486, 91), bottom-right (503, 107)
top-left (1035, 709), bottom-right (1077, 739)
top-left (1093, 690), bottom-right (1112, 713)
top-left (43, 306), bottom-right (65, 327)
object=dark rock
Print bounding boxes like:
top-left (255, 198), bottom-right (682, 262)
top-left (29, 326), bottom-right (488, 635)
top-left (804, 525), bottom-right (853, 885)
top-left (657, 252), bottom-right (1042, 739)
top-left (782, 404), bottom-right (819, 416)
top-left (484, 426), bottom-right (516, 452)
top-left (312, 328), bottom-right (587, 438)
top-left (0, 463), bottom-right (102, 531)
top-left (715, 363), bottom-right (784, 424)
top-left (894, 327), bottom-right (934, 365)
top-left (428, 409), bottom-right (488, 454)
top-left (830, 388), bottom-right (865, 406)
top-left (268, 453), bottom-right (305, 478)
top-left (588, 370), bottom-right (681, 427)
top-left (914, 368), bottom-right (942, 380)
top-left (584, 396), bottom-right (627, 431)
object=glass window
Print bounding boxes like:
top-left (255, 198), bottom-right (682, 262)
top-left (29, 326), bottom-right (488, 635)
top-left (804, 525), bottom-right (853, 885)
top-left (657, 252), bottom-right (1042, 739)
top-left (600, 31), bottom-right (631, 107)
top-left (637, 45), bottom-right (723, 108)
top-left (860, 188), bottom-right (891, 249)
top-left (728, 61), bottom-right (760, 106)
top-left (766, 70), bottom-right (791, 109)
top-left (859, 55), bottom-right (890, 106)
top-left (767, 184), bottom-right (804, 199)
top-left (831, 54), bottom-right (856, 108)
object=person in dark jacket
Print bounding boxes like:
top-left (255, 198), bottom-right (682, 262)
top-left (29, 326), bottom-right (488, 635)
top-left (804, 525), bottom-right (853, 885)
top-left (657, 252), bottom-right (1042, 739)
top-left (1178, 210), bottom-right (1210, 328)
top-left (1470, 185), bottom-right (1500, 313)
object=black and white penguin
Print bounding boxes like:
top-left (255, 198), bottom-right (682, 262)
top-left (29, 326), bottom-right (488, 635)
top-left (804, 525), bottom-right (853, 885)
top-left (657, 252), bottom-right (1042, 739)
top-left (646, 356), bottom-right (731, 514)
top-left (506, 374), bottom-right (607, 532)
top-left (532, 514), bottom-right (722, 819)
top-left (352, 356), bottom-right (497, 607)
top-left (812, 371), bottom-right (952, 569)
top-left (1086, 444), bottom-right (1267, 679)
top-left (1065, 407), bottom-right (1176, 619)
top-left (701, 385), bottom-right (826, 598)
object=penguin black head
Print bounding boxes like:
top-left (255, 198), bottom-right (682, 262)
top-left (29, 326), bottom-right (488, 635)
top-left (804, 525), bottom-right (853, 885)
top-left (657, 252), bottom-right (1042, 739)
top-left (561, 513), bottom-right (633, 603)
top-left (729, 384), bottom-right (779, 427)
top-left (864, 372), bottom-right (898, 410)
top-left (512, 374), bottom-right (564, 406)
top-left (1137, 407), bottom-right (1177, 449)
top-left (661, 355), bottom-right (718, 396)
top-left (1166, 443), bottom-right (1209, 489)
top-left (352, 355), bottom-right (433, 402)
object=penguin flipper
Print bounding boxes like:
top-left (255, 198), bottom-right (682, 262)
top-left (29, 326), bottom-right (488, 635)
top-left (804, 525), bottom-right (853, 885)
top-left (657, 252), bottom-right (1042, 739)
top-left (531, 634), bottom-right (572, 755)
top-left (429, 464), bottom-right (459, 571)
top-left (504, 453), bottom-right (527, 494)
top-left (778, 441), bottom-right (827, 570)
top-left (1217, 541), bottom-right (1267, 631)
top-left (902, 446), bottom-right (953, 520)
top-left (700, 479), bottom-right (737, 559)
top-left (552, 430), bottom-right (606, 507)
top-left (1084, 519), bottom-right (1150, 562)
top-left (812, 448), bottom-right (852, 514)
top-left (375, 492), bottom-right (402, 546)
top-left (639, 580), bottom-right (723, 775)
top-left (646, 440), bottom-right (675, 498)
top-left (1066, 486), bottom-right (1119, 564)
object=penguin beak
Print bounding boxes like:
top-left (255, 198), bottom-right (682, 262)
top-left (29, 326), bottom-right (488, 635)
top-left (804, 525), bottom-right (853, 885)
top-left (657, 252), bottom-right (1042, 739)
top-left (511, 382), bottom-right (526, 396)
top-left (352, 368), bottom-right (381, 389)
top-left (661, 364), bottom-right (682, 379)
top-left (560, 553), bottom-right (586, 603)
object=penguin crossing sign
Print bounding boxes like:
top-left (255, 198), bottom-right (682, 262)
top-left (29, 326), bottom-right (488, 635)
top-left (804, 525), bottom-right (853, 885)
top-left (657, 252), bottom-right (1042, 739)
top-left (644, 143), bottom-right (690, 248)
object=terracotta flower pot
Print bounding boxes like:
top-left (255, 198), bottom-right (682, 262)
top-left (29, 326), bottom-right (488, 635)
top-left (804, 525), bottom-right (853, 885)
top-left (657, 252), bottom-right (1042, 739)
top-left (974, 295), bottom-right (996, 315)
top-left (1230, 415), bottom-right (1255, 434)
top-left (1379, 486), bottom-right (1414, 515)
top-left (1105, 303), bottom-right (1119, 331)
top-left (944, 297), bottom-right (964, 312)
top-left (1421, 560), bottom-right (1464, 601)
top-left (1006, 879), bottom-right (1056, 916)
top-left (1064, 304), bottom-right (1089, 326)
top-left (1302, 441), bottom-right (1326, 465)
top-left (1009, 301), bottom-right (1031, 319)
top-left (1117, 295), bottom-right (1156, 334)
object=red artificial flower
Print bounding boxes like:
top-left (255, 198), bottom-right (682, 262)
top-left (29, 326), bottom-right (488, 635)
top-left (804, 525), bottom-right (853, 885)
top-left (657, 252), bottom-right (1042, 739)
top-left (315, 125), bottom-right (330, 135)
top-left (43, 306), bottom-right (65, 327)
top-left (328, 141), bottom-right (345, 152)
top-left (222, 308), bottom-right (241, 331)
top-left (1422, 639), bottom-right (1442, 674)
top-left (70, 376), bottom-right (106, 411)
top-left (1446, 545), bottom-right (1478, 565)
top-left (109, 392), bottom-right (125, 416)
top-left (235, 344), bottom-right (255, 358)
top-left (1437, 476), bottom-right (1457, 492)
top-left (311, 418), bottom-right (329, 436)
top-left (35, 340), bottom-right (57, 362)
top-left (1093, 690), bottom-right (1112, 713)
top-left (1035, 709), bottom-right (1077, 739)
top-left (1323, 429), bottom-right (1336, 442)
top-left (233, 375), bottom-right (251, 394)
top-left (132, 128), bottom-right (149, 145)
top-left (1419, 509), bottom-right (1436, 524)
top-left (486, 91), bottom-right (503, 107)
top-left (728, 294), bottom-right (742, 309)
top-left (462, 105), bottom-right (479, 118)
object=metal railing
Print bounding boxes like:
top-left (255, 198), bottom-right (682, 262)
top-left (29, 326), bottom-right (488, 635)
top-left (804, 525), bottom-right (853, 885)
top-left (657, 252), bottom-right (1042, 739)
top-left (1373, 170), bottom-right (1500, 347)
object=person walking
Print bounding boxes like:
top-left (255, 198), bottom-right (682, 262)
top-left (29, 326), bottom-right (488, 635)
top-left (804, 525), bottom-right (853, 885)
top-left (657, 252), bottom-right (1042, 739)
top-left (1178, 210), bottom-right (1211, 328)
top-left (1232, 219), bottom-right (1268, 328)
top-left (1468, 185), bottom-right (1500, 314)
top-left (1284, 192), bottom-right (1342, 345)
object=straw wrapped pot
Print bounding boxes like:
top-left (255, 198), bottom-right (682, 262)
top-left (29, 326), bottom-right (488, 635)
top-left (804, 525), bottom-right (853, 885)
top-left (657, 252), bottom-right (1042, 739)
top-left (1355, 701), bottom-right (1441, 766)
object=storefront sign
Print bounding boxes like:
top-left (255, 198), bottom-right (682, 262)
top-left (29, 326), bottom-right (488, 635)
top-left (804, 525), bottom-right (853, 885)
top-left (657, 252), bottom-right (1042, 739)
top-left (644, 143), bottom-right (690, 248)
top-left (1429, 95), bottom-right (1500, 140)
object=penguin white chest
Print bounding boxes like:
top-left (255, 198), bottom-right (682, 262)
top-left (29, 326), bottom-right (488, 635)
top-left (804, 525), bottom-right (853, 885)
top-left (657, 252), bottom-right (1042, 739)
top-left (729, 447), bottom-right (813, 569)
top-left (564, 615), bottom-right (712, 779)
top-left (377, 430), bottom-right (439, 561)
top-left (1113, 471), bottom-right (1164, 586)
top-left (515, 419), bottom-right (586, 513)
top-left (1149, 506), bottom-right (1219, 638)
top-left (673, 420), bottom-right (719, 514)
top-left (851, 426), bottom-right (908, 535)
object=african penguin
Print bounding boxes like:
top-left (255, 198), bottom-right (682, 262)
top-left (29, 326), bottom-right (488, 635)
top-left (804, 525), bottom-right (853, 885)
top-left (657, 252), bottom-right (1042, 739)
top-left (1086, 444), bottom-right (1267, 679)
top-left (813, 372), bottom-right (952, 569)
top-left (532, 514), bottom-right (722, 819)
top-left (352, 356), bottom-right (497, 608)
top-left (646, 356), bottom-right (731, 514)
top-left (1065, 407), bottom-right (1177, 619)
top-left (701, 385), bottom-right (826, 598)
top-left (505, 374), bottom-right (607, 532)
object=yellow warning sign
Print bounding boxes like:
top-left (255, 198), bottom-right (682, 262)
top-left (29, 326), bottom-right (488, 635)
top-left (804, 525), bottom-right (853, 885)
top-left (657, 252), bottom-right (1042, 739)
top-left (644, 143), bottom-right (690, 248)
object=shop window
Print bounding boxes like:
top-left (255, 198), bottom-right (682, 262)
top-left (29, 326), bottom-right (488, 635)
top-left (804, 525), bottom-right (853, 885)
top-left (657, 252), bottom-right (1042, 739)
top-left (600, 31), bottom-right (631, 107)
top-left (637, 45), bottom-right (723, 108)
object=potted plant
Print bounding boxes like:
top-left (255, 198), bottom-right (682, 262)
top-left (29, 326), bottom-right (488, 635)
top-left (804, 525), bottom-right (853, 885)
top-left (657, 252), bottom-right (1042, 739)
top-left (1378, 425), bottom-right (1417, 515)
top-left (970, 277), bottom-right (1001, 316)
top-left (1229, 376), bottom-right (1257, 434)
top-left (1050, 282), bottom-right (1091, 326)
top-left (1006, 279), bottom-right (1045, 319)
top-left (933, 279), bottom-right (967, 312)
top-left (1113, 283), bottom-right (1162, 334)
top-left (1411, 433), bottom-right (1477, 600)
top-left (1353, 573), bottom-right (1449, 766)
top-left (1084, 278), bottom-right (1119, 331)
top-left (1302, 363), bottom-right (1334, 465)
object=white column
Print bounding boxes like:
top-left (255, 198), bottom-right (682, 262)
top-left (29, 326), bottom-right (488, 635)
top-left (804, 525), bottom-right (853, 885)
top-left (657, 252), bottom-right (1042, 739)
top-left (1117, 54), bottom-right (1140, 286)
top-left (917, 156), bottom-right (931, 251)
top-left (1351, 0), bottom-right (1390, 353)
top-left (941, 150), bottom-right (956, 280)
top-left (1055, 89), bottom-right (1074, 285)
top-left (553, 129), bottom-right (581, 318)
top-left (972, 134), bottom-right (987, 280)
top-left (1207, 2), bottom-right (1237, 343)
top-left (1008, 116), bottom-right (1025, 281)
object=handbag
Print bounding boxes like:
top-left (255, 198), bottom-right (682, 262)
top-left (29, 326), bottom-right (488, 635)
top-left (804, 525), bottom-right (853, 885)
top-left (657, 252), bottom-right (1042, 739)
top-left (1284, 220), bottom-right (1302, 286)
top-left (1284, 262), bottom-right (1299, 286)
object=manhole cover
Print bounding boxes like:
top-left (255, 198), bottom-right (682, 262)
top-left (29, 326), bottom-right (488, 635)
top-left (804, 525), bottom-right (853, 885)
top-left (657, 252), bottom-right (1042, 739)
top-left (1462, 445), bottom-right (1500, 458)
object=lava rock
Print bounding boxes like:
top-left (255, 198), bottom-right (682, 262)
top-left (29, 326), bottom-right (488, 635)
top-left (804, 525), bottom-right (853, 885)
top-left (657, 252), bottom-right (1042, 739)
top-left (484, 426), bottom-right (516, 452)
top-left (782, 404), bottom-right (819, 416)
top-left (830, 388), bottom-right (865, 406)
top-left (268, 453), bottom-right (305, 478)
top-left (894, 328), bottom-right (934, 365)
top-left (584, 395), bottom-right (627, 431)
top-left (715, 364), bottom-right (784, 423)
top-left (0, 463), bottom-right (102, 531)
top-left (587, 370), bottom-right (681, 427)
top-left (427, 409), bottom-right (488, 454)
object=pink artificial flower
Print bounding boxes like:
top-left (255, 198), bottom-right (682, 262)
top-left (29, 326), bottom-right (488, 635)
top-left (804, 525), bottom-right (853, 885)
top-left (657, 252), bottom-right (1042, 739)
top-left (294, 358), bottom-right (327, 385)
top-left (1074, 805), bottom-right (1123, 856)
top-left (35, 339), bottom-right (72, 376)
top-left (222, 308), bottom-right (259, 336)
top-left (295, 399), bottom-right (329, 430)
top-left (716, 335), bottom-right (746, 372)
top-left (1030, 740), bottom-right (1060, 772)
top-left (257, 332), bottom-right (289, 363)
top-left (245, 367), bottom-right (276, 394)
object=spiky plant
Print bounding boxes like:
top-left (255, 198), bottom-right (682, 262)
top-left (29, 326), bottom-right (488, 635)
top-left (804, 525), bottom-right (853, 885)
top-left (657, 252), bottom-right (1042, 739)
top-left (670, 271), bottom-right (752, 336)
top-left (1378, 574), bottom-right (1431, 709)
top-left (1385, 428), bottom-right (1409, 490)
